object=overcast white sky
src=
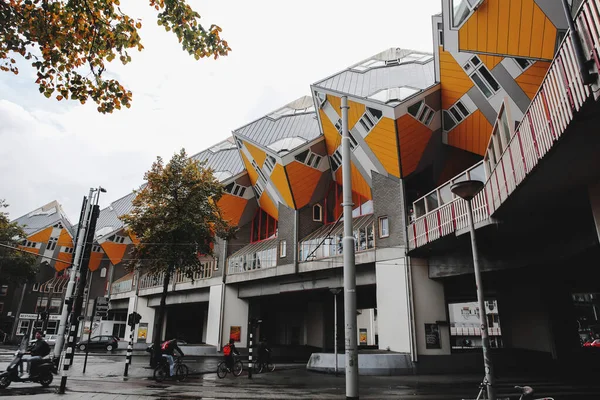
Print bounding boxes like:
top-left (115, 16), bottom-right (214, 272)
top-left (0, 0), bottom-right (441, 222)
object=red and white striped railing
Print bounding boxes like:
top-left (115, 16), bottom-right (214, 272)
top-left (408, 0), bottom-right (600, 250)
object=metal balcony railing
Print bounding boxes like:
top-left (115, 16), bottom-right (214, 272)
top-left (408, 0), bottom-right (600, 250)
top-left (227, 238), bottom-right (278, 275)
top-left (137, 258), bottom-right (217, 291)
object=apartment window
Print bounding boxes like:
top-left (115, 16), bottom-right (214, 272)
top-left (514, 58), bottom-right (533, 71)
top-left (464, 56), bottom-right (500, 98)
top-left (252, 160), bottom-right (267, 182)
top-left (407, 100), bottom-right (435, 126)
top-left (438, 22), bottom-right (444, 46)
top-left (378, 216), bottom-right (390, 238)
top-left (0, 285), bottom-right (7, 296)
top-left (443, 110), bottom-right (456, 131)
top-left (235, 138), bottom-right (243, 149)
top-left (46, 238), bottom-right (57, 251)
top-left (63, 247), bottom-right (74, 254)
top-left (279, 240), bottom-right (287, 258)
top-left (358, 107), bottom-right (383, 133)
top-left (100, 267), bottom-right (107, 278)
top-left (264, 155), bottom-right (276, 175)
top-left (254, 182), bottom-right (264, 198)
top-left (46, 320), bottom-right (58, 335)
top-left (313, 204), bottom-right (323, 222)
top-left (295, 150), bottom-right (322, 169)
top-left (18, 319), bottom-right (30, 335)
top-left (330, 149), bottom-right (343, 171)
top-left (225, 182), bottom-right (247, 198)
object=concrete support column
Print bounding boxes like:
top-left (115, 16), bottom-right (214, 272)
top-left (375, 257), bottom-right (411, 353)
top-left (221, 285), bottom-right (249, 348)
top-left (205, 284), bottom-right (223, 346)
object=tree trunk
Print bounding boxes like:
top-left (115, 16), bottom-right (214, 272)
top-left (151, 267), bottom-right (172, 366)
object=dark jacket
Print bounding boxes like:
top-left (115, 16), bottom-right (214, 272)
top-left (28, 339), bottom-right (50, 357)
top-left (160, 340), bottom-right (184, 357)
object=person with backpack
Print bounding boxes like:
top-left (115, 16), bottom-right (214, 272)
top-left (160, 338), bottom-right (184, 377)
top-left (223, 339), bottom-right (239, 372)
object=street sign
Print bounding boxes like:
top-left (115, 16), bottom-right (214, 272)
top-left (95, 296), bottom-right (110, 318)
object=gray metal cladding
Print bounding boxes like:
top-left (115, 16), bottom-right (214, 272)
top-left (235, 113), bottom-right (321, 148)
top-left (191, 147), bottom-right (244, 177)
top-left (12, 201), bottom-right (71, 236)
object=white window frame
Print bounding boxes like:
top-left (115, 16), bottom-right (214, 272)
top-left (451, 0), bottom-right (484, 29)
top-left (17, 319), bottom-right (30, 335)
top-left (514, 57), bottom-right (534, 72)
top-left (264, 155), bottom-right (276, 175)
top-left (46, 238), bottom-right (57, 251)
top-left (313, 204), bottom-right (323, 222)
top-left (464, 56), bottom-right (500, 99)
top-left (279, 240), bottom-right (287, 258)
top-left (226, 182), bottom-right (248, 198)
top-left (378, 216), bottom-right (390, 238)
top-left (407, 100), bottom-right (435, 126)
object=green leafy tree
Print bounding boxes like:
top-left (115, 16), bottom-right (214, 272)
top-left (0, 200), bottom-right (38, 285)
top-left (122, 149), bottom-right (235, 361)
top-left (0, 0), bottom-right (230, 113)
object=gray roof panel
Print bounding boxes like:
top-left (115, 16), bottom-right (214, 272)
top-left (12, 200), bottom-right (72, 236)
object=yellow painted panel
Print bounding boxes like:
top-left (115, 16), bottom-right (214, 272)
top-left (486, 0), bottom-right (499, 54)
top-left (519, 0), bottom-right (534, 56)
top-left (468, 14), bottom-right (478, 51)
top-left (397, 114), bottom-right (433, 177)
top-left (447, 111), bottom-right (493, 156)
top-left (530, 6), bottom-right (547, 59)
top-left (497, 0), bottom-right (510, 54)
top-left (335, 165), bottom-right (372, 201)
top-left (19, 245), bottom-right (39, 255)
top-left (286, 161), bottom-right (323, 209)
top-left (365, 117), bottom-right (401, 177)
top-left (348, 100), bottom-right (366, 131)
top-left (217, 193), bottom-right (248, 226)
top-left (240, 152), bottom-right (258, 186)
top-left (439, 48), bottom-right (473, 109)
top-left (459, 21), bottom-right (469, 50)
top-left (244, 140), bottom-right (267, 168)
top-left (327, 95), bottom-right (342, 118)
top-left (270, 163), bottom-right (295, 209)
top-left (55, 252), bottom-right (73, 272)
top-left (88, 251), bottom-right (104, 272)
top-left (259, 192), bottom-right (278, 220)
top-left (516, 61), bottom-right (551, 99)
top-left (480, 55), bottom-right (503, 71)
top-left (477, 0), bottom-right (488, 53)
top-left (319, 109), bottom-right (341, 155)
top-left (541, 18), bottom-right (557, 59)
top-left (508, 0), bottom-right (522, 56)
top-left (28, 226), bottom-right (52, 243)
top-left (100, 241), bottom-right (128, 266)
top-left (57, 228), bottom-right (72, 247)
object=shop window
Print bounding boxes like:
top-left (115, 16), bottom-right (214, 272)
top-left (46, 320), bottom-right (58, 335)
top-left (313, 204), bottom-right (323, 222)
top-left (448, 300), bottom-right (503, 350)
top-left (279, 240), bottom-right (287, 258)
top-left (18, 319), bottom-right (30, 336)
top-left (573, 293), bottom-right (600, 346)
top-left (378, 216), bottom-right (389, 238)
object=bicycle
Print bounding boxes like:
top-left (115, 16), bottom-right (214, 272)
top-left (253, 358), bottom-right (275, 374)
top-left (217, 355), bottom-right (243, 378)
top-left (153, 356), bottom-right (189, 382)
top-left (464, 378), bottom-right (553, 400)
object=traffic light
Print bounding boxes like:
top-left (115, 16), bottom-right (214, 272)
top-left (127, 312), bottom-right (142, 327)
top-left (39, 311), bottom-right (48, 321)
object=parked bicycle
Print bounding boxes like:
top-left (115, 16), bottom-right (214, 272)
top-left (464, 378), bottom-right (554, 400)
top-left (153, 356), bottom-right (188, 382)
top-left (216, 355), bottom-right (243, 378)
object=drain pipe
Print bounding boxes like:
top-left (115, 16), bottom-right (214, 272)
top-left (217, 239), bottom-right (228, 351)
top-left (561, 0), bottom-right (596, 85)
top-left (293, 209), bottom-right (299, 274)
top-left (405, 257), bottom-right (418, 364)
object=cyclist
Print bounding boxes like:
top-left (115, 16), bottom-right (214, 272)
top-left (257, 338), bottom-right (271, 367)
top-left (223, 339), bottom-right (239, 372)
top-left (160, 338), bottom-right (184, 377)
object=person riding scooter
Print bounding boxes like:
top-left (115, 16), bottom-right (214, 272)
top-left (20, 331), bottom-right (50, 379)
top-left (0, 334), bottom-right (55, 389)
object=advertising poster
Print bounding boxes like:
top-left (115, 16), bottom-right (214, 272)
top-left (425, 323), bottom-right (441, 349)
top-left (230, 326), bottom-right (241, 342)
top-left (137, 323), bottom-right (148, 341)
top-left (359, 329), bottom-right (368, 345)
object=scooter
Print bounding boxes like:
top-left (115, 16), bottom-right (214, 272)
top-left (0, 349), bottom-right (57, 389)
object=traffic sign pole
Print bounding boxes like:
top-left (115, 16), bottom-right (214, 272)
top-left (83, 298), bottom-right (97, 373)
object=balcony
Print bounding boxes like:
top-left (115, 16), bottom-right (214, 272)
top-left (227, 238), bottom-right (278, 275)
top-left (111, 272), bottom-right (134, 295)
top-left (298, 214), bottom-right (375, 263)
top-left (408, 1), bottom-right (600, 250)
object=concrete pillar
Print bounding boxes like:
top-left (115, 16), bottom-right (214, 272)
top-left (205, 284), bottom-right (222, 346)
top-left (411, 258), bottom-right (451, 356)
top-left (375, 257), bottom-right (411, 352)
top-left (221, 285), bottom-right (249, 348)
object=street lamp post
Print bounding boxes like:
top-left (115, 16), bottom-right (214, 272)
top-left (329, 288), bottom-right (341, 376)
top-left (451, 180), bottom-right (496, 400)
